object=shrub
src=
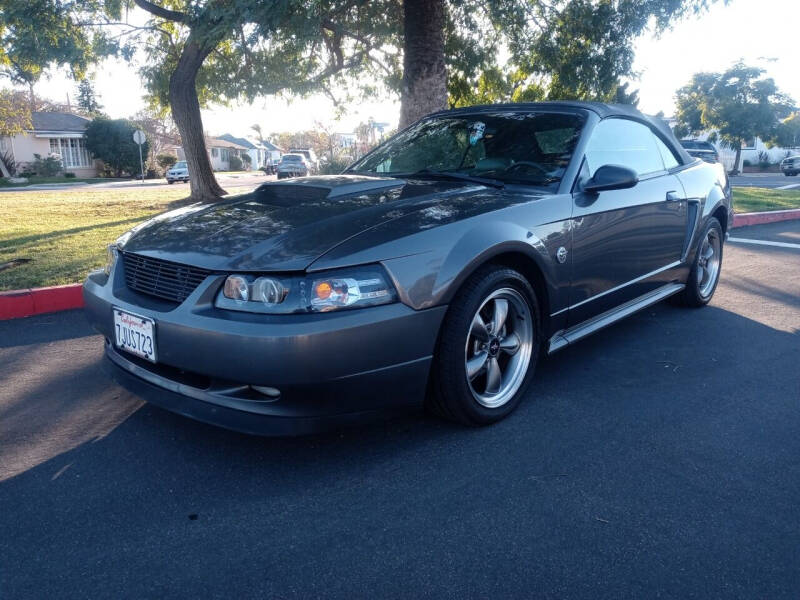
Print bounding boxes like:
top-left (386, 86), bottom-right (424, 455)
top-left (32, 154), bottom-right (63, 176)
top-left (84, 117), bottom-right (149, 177)
top-left (64, 172), bottom-right (76, 178)
top-left (757, 150), bottom-right (771, 169)
top-left (742, 159), bottom-right (752, 167)
top-left (156, 153), bottom-right (177, 170)
top-left (319, 156), bottom-right (351, 175)
top-left (229, 154), bottom-right (243, 171)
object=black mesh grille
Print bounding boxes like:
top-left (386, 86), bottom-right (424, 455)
top-left (122, 252), bottom-right (211, 303)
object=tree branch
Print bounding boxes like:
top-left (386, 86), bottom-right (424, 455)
top-left (133, 0), bottom-right (187, 23)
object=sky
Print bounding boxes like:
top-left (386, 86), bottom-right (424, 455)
top-left (14, 0), bottom-right (800, 140)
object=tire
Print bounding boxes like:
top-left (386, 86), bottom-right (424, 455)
top-left (673, 217), bottom-right (724, 307)
top-left (167, 180), bottom-right (174, 185)
top-left (427, 265), bottom-right (541, 426)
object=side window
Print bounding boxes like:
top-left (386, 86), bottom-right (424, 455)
top-left (654, 135), bottom-right (680, 170)
top-left (584, 118), bottom-right (665, 177)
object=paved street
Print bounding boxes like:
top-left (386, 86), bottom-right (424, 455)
top-left (1, 222), bottom-right (799, 598)
top-left (730, 173), bottom-right (800, 189)
top-left (0, 171), bottom-right (274, 194)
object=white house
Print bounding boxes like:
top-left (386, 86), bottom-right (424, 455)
top-left (0, 112), bottom-right (98, 177)
top-left (217, 133), bottom-right (282, 169)
top-left (172, 136), bottom-right (250, 171)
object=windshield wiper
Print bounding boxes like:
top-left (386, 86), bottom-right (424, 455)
top-left (407, 169), bottom-right (505, 189)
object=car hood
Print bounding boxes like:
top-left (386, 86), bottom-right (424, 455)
top-left (120, 175), bottom-right (500, 271)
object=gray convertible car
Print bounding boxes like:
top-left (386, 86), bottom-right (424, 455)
top-left (84, 102), bottom-right (732, 435)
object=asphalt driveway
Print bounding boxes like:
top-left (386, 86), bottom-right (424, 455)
top-left (1, 222), bottom-right (799, 598)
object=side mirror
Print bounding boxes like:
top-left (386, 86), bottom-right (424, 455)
top-left (582, 165), bottom-right (639, 193)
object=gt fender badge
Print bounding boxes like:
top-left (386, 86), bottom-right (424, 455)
top-left (556, 246), bottom-right (568, 264)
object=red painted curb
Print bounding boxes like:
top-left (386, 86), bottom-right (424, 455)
top-left (732, 208), bottom-right (800, 228)
top-left (0, 283), bottom-right (84, 320)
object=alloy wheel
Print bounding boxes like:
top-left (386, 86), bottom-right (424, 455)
top-left (464, 287), bottom-right (534, 408)
top-left (697, 228), bottom-right (721, 298)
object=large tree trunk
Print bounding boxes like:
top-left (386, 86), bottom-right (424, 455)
top-left (169, 37), bottom-right (226, 201)
top-left (398, 0), bottom-right (448, 129)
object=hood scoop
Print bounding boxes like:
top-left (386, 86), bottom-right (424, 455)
top-left (254, 175), bottom-right (403, 207)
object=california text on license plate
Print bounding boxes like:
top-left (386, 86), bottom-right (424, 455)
top-left (113, 308), bottom-right (157, 363)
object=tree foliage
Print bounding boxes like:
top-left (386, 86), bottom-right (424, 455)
top-left (674, 62), bottom-right (795, 147)
top-left (85, 117), bottom-right (150, 177)
top-left (674, 62), bottom-right (796, 172)
top-left (76, 78), bottom-right (103, 115)
top-left (0, 89), bottom-right (32, 137)
top-left (0, 0), bottom-right (127, 88)
top-left (447, 0), bottom-right (722, 107)
top-left (765, 112), bottom-right (800, 150)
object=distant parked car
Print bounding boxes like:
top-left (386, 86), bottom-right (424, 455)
top-left (288, 147), bottom-right (319, 173)
top-left (780, 154), bottom-right (800, 176)
top-left (276, 154), bottom-right (310, 179)
top-left (166, 160), bottom-right (189, 184)
top-left (680, 140), bottom-right (719, 164)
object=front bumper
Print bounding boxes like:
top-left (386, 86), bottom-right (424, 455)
top-left (84, 268), bottom-right (447, 435)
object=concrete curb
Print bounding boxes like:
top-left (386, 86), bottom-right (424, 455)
top-left (0, 283), bottom-right (84, 320)
top-left (1, 208), bottom-right (799, 320)
top-left (732, 208), bottom-right (800, 228)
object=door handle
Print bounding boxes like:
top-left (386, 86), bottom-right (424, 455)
top-left (666, 191), bottom-right (683, 202)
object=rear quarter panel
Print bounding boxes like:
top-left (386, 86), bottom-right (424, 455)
top-left (675, 161), bottom-right (732, 263)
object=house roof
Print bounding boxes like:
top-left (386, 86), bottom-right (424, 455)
top-left (31, 112), bottom-right (90, 132)
top-left (206, 136), bottom-right (249, 150)
top-left (260, 139), bottom-right (281, 152)
top-left (218, 133), bottom-right (282, 152)
top-left (218, 133), bottom-right (256, 149)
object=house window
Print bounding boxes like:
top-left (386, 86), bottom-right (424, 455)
top-left (221, 148), bottom-right (229, 161)
top-left (49, 138), bottom-right (92, 168)
top-left (212, 148), bottom-right (218, 157)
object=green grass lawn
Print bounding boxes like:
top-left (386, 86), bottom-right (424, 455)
top-left (1, 184), bottom-right (799, 291)
top-left (0, 187), bottom-right (191, 290)
top-left (733, 187), bottom-right (800, 213)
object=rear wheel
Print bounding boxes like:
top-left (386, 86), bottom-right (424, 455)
top-left (428, 266), bottom-right (540, 426)
top-left (674, 217), bottom-right (723, 307)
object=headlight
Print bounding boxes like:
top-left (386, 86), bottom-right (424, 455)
top-left (215, 265), bottom-right (397, 314)
top-left (104, 245), bottom-right (119, 275)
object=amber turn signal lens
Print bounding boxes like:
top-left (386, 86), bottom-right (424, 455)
top-left (315, 281), bottom-right (332, 300)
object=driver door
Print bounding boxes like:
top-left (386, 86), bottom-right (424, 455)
top-left (568, 118), bottom-right (688, 325)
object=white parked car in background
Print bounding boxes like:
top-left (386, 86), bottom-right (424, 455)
top-left (166, 161), bottom-right (190, 184)
top-left (780, 154), bottom-right (800, 176)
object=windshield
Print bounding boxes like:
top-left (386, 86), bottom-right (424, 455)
top-left (348, 111), bottom-right (585, 189)
top-left (174, 161), bottom-right (187, 169)
top-left (282, 155), bottom-right (303, 162)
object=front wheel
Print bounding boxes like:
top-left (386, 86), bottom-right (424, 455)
top-left (674, 217), bottom-right (724, 307)
top-left (428, 266), bottom-right (540, 426)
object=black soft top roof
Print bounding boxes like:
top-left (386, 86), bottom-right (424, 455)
top-left (428, 101), bottom-right (694, 166)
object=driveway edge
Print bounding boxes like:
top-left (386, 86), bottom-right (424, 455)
top-left (1, 207), bottom-right (799, 320)
top-left (0, 283), bottom-right (84, 320)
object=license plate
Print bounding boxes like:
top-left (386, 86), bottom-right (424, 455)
top-left (113, 308), bottom-right (157, 363)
